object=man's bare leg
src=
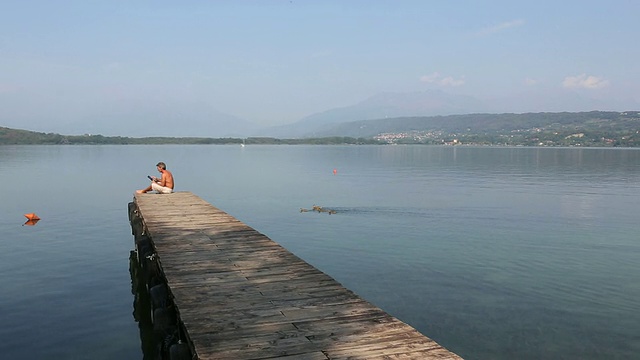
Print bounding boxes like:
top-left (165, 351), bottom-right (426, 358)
top-left (136, 184), bottom-right (153, 194)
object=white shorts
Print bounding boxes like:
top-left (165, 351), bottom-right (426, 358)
top-left (151, 182), bottom-right (173, 194)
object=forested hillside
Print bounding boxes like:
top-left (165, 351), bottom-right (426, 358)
top-left (319, 111), bottom-right (640, 146)
top-left (0, 127), bottom-right (375, 145)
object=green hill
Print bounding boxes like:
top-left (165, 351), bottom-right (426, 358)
top-left (0, 127), bottom-right (67, 144)
top-left (0, 127), bottom-right (375, 145)
top-left (0, 127), bottom-right (234, 145)
top-left (318, 111), bottom-right (640, 146)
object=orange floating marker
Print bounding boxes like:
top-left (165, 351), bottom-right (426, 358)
top-left (24, 213), bottom-right (40, 221)
top-left (333, 169), bottom-right (337, 175)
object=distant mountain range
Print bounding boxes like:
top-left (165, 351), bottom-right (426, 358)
top-left (2, 90), bottom-right (638, 139)
top-left (4, 111), bottom-right (639, 146)
top-left (259, 90), bottom-right (489, 137)
top-left (258, 90), bottom-right (638, 138)
top-left (310, 111), bottom-right (640, 139)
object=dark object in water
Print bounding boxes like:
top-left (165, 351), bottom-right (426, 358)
top-left (300, 205), bottom-right (337, 215)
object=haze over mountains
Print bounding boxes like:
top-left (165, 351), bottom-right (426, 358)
top-left (50, 99), bottom-right (256, 138)
top-left (2, 90), bottom-right (637, 138)
top-left (262, 89), bottom-right (639, 138)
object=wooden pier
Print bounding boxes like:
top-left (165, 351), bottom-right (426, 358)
top-left (131, 191), bottom-right (462, 359)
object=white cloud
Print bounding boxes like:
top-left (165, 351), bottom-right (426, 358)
top-left (477, 19), bottom-right (525, 36)
top-left (420, 72), bottom-right (441, 83)
top-left (420, 72), bottom-right (465, 87)
top-left (440, 76), bottom-right (465, 87)
top-left (562, 74), bottom-right (610, 89)
top-left (524, 78), bottom-right (538, 86)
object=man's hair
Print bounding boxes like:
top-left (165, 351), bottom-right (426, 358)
top-left (156, 162), bottom-right (166, 170)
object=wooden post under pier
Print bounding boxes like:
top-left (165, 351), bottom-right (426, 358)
top-left (131, 191), bottom-right (462, 359)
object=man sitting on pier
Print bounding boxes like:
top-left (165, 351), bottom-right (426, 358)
top-left (137, 162), bottom-right (175, 194)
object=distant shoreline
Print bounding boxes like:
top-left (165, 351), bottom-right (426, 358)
top-left (3, 109), bottom-right (640, 147)
top-left (0, 128), bottom-right (382, 146)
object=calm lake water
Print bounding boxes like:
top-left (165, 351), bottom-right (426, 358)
top-left (1, 145), bottom-right (639, 359)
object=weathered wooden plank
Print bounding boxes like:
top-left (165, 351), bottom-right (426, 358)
top-left (133, 192), bottom-right (462, 360)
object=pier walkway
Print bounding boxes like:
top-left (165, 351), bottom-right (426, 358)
top-left (132, 191), bottom-right (462, 359)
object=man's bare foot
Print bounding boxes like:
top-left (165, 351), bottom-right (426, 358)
top-left (136, 189), bottom-right (147, 194)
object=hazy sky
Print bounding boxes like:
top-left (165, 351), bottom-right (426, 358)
top-left (1, 0), bottom-right (639, 131)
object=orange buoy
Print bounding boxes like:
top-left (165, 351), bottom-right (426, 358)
top-left (333, 168), bottom-right (337, 175)
top-left (24, 213), bottom-right (40, 221)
